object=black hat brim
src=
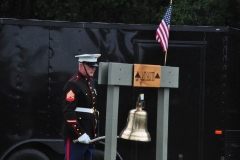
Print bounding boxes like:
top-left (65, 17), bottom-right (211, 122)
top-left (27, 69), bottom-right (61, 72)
top-left (83, 61), bottom-right (98, 67)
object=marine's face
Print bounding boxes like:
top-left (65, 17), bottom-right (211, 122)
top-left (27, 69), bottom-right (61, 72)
top-left (84, 64), bottom-right (96, 77)
top-left (79, 63), bottom-right (96, 77)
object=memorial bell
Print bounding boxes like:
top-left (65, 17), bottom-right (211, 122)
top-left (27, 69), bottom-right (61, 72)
top-left (119, 93), bottom-right (151, 142)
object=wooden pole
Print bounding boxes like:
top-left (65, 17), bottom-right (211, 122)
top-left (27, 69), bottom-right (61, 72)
top-left (164, 50), bottom-right (167, 66)
top-left (156, 88), bottom-right (170, 160)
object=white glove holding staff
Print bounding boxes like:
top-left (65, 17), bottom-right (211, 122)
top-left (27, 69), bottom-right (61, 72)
top-left (78, 133), bottom-right (90, 144)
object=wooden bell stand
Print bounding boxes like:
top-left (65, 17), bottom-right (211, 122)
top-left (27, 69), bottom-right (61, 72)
top-left (98, 62), bottom-right (179, 160)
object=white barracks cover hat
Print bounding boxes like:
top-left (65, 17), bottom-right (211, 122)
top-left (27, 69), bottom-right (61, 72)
top-left (75, 54), bottom-right (101, 67)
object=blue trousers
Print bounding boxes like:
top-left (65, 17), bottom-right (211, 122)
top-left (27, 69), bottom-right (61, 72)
top-left (64, 138), bottom-right (95, 160)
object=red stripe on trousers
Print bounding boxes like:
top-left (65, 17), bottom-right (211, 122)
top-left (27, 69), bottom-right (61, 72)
top-left (66, 139), bottom-right (70, 160)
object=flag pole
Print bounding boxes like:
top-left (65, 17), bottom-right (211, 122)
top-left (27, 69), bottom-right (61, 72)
top-left (164, 51), bottom-right (167, 66)
top-left (164, 0), bottom-right (172, 66)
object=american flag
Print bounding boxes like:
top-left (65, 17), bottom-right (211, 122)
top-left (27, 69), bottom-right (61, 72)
top-left (156, 5), bottom-right (172, 52)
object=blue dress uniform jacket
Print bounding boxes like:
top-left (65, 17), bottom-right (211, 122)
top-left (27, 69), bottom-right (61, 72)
top-left (60, 72), bottom-right (98, 140)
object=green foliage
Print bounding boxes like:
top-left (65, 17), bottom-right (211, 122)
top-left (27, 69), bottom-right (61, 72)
top-left (171, 0), bottom-right (228, 26)
top-left (0, 0), bottom-right (239, 28)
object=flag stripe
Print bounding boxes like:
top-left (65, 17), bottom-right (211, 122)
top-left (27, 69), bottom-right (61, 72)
top-left (156, 5), bottom-right (172, 52)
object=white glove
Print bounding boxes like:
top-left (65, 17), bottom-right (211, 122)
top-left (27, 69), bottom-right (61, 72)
top-left (78, 133), bottom-right (90, 144)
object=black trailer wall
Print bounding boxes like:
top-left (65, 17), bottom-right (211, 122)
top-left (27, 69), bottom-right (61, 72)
top-left (0, 19), bottom-right (240, 160)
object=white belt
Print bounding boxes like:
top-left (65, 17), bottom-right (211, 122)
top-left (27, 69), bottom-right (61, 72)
top-left (75, 107), bottom-right (94, 113)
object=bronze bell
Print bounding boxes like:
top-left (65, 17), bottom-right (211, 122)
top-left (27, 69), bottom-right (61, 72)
top-left (119, 93), bottom-right (151, 142)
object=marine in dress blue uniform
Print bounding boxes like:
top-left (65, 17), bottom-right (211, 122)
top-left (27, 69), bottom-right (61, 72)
top-left (60, 54), bottom-right (101, 160)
